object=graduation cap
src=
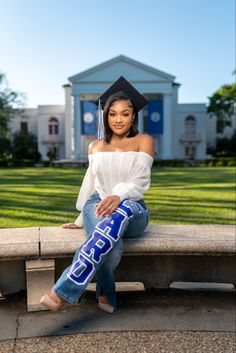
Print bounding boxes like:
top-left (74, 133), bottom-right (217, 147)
top-left (96, 76), bottom-right (147, 139)
top-left (97, 76), bottom-right (147, 112)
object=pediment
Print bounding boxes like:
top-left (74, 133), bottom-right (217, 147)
top-left (68, 55), bottom-right (175, 84)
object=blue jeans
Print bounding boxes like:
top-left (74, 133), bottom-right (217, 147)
top-left (53, 192), bottom-right (149, 308)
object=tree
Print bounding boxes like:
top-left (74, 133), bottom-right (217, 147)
top-left (207, 83), bottom-right (236, 133)
top-left (0, 137), bottom-right (12, 165)
top-left (0, 72), bottom-right (26, 164)
top-left (12, 131), bottom-right (41, 163)
top-left (207, 129), bottom-right (236, 157)
top-left (216, 129), bottom-right (236, 156)
top-left (0, 72), bottom-right (26, 139)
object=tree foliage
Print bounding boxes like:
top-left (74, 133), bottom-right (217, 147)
top-left (0, 72), bottom-right (26, 139)
top-left (12, 131), bottom-right (40, 163)
top-left (207, 83), bottom-right (236, 127)
top-left (0, 72), bottom-right (41, 166)
top-left (207, 129), bottom-right (236, 157)
top-left (215, 130), bottom-right (236, 156)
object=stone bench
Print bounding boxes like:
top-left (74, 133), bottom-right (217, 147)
top-left (0, 225), bottom-right (235, 312)
top-left (0, 227), bottom-right (39, 299)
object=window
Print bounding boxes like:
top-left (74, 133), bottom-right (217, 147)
top-left (185, 146), bottom-right (190, 156)
top-left (191, 146), bottom-right (196, 157)
top-left (47, 146), bottom-right (60, 160)
top-left (185, 115), bottom-right (196, 136)
top-left (48, 117), bottom-right (59, 135)
top-left (20, 122), bottom-right (28, 133)
top-left (185, 144), bottom-right (196, 159)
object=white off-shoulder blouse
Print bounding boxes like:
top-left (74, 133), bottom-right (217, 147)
top-left (74, 151), bottom-right (153, 227)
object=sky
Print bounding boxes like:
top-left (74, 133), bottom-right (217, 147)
top-left (0, 0), bottom-right (235, 107)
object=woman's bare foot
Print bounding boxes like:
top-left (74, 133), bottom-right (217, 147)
top-left (98, 295), bottom-right (115, 314)
top-left (62, 223), bottom-right (79, 229)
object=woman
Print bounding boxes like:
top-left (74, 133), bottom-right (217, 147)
top-left (40, 76), bottom-right (154, 313)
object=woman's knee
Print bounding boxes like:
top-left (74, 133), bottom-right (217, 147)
top-left (121, 200), bottom-right (149, 238)
top-left (120, 199), bottom-right (147, 218)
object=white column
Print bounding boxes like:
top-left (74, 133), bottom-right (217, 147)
top-left (172, 85), bottom-right (179, 159)
top-left (162, 94), bottom-right (173, 159)
top-left (73, 95), bottom-right (81, 159)
top-left (64, 84), bottom-right (72, 159)
top-left (138, 111), bottom-right (144, 133)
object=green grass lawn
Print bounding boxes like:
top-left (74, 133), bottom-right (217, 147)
top-left (0, 167), bottom-right (235, 228)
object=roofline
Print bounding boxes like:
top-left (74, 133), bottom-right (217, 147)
top-left (68, 55), bottom-right (176, 82)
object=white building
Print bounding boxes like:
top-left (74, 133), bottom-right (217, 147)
top-left (10, 55), bottom-right (235, 161)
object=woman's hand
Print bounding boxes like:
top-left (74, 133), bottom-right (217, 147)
top-left (62, 223), bottom-right (79, 229)
top-left (96, 195), bottom-right (120, 217)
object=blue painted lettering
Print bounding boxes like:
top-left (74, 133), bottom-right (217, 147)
top-left (82, 231), bottom-right (112, 263)
top-left (67, 253), bottom-right (95, 285)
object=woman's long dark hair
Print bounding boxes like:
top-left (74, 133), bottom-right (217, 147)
top-left (102, 93), bottom-right (139, 143)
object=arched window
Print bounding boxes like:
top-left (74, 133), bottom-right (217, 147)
top-left (48, 117), bottom-right (59, 135)
top-left (185, 115), bottom-right (196, 136)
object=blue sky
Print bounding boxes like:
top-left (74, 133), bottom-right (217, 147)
top-left (0, 0), bottom-right (235, 107)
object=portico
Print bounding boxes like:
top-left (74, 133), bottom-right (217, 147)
top-left (10, 56), bottom-right (212, 162)
top-left (64, 55), bottom-right (178, 160)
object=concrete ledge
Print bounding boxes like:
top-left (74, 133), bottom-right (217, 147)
top-left (126, 224), bottom-right (236, 255)
top-left (39, 224), bottom-right (236, 258)
top-left (1, 225), bottom-right (234, 261)
top-left (40, 226), bottom-right (86, 258)
top-left (1, 224), bottom-right (235, 311)
top-left (0, 227), bottom-right (39, 260)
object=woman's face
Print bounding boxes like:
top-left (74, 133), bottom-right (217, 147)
top-left (108, 99), bottom-right (134, 137)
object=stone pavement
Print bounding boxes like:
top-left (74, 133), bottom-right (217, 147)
top-left (0, 286), bottom-right (235, 352)
top-left (0, 331), bottom-right (235, 353)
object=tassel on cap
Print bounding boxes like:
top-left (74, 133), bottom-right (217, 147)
top-left (97, 99), bottom-right (103, 140)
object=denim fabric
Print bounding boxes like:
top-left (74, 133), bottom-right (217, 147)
top-left (53, 192), bottom-right (149, 307)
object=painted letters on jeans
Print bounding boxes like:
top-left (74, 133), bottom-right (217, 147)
top-left (67, 200), bottom-right (133, 286)
top-left (96, 210), bottom-right (125, 241)
top-left (82, 230), bottom-right (112, 263)
top-left (68, 252), bottom-right (95, 285)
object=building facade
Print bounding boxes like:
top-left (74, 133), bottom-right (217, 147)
top-left (10, 55), bottom-right (235, 161)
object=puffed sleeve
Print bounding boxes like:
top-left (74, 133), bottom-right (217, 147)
top-left (74, 155), bottom-right (95, 227)
top-left (112, 153), bottom-right (153, 201)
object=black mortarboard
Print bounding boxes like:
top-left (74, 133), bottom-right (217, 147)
top-left (96, 76), bottom-right (147, 139)
top-left (97, 76), bottom-right (147, 112)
